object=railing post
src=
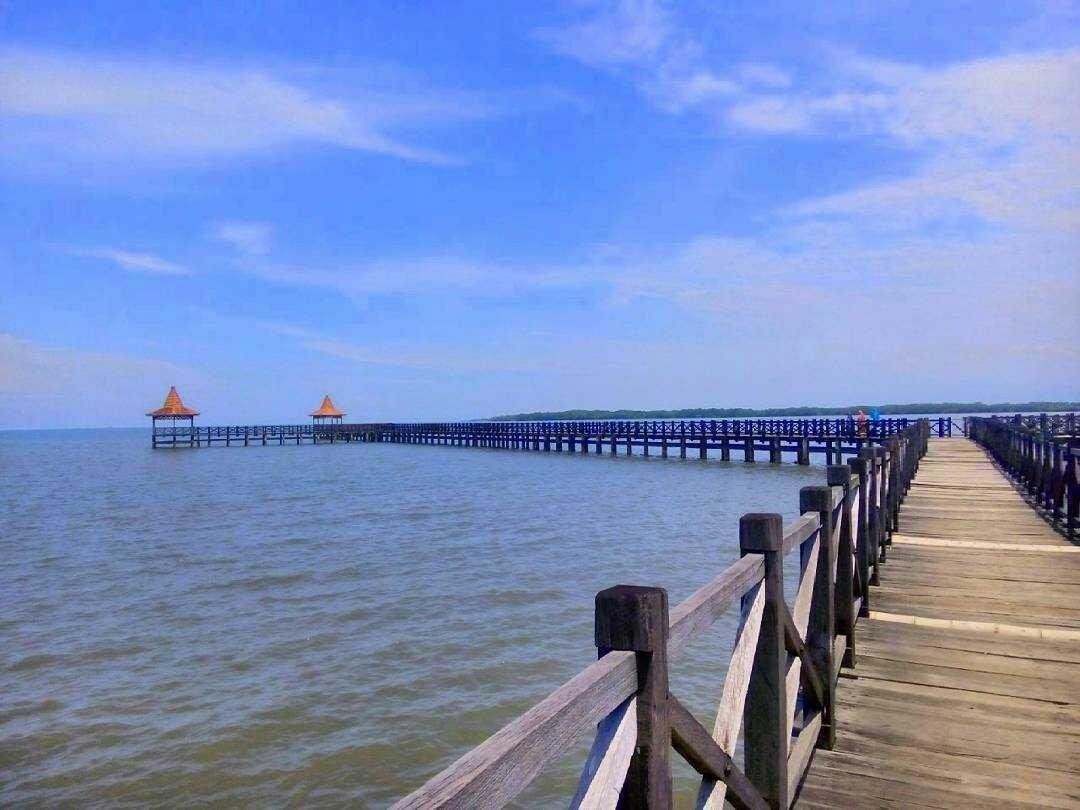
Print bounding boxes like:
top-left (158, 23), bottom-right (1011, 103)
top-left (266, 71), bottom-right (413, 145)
top-left (848, 457), bottom-right (871, 616)
top-left (594, 585), bottom-right (672, 809)
top-left (858, 448), bottom-right (882, 583)
top-left (800, 486), bottom-right (837, 750)
top-left (887, 438), bottom-right (900, 533)
top-left (739, 514), bottom-right (788, 809)
top-left (1067, 449), bottom-right (1079, 539)
top-left (828, 465), bottom-right (856, 666)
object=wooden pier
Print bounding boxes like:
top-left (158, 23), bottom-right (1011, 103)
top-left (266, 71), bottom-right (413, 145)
top-left (391, 419), bottom-right (1080, 808)
top-left (154, 416), bottom-right (958, 460)
top-left (796, 436), bottom-right (1080, 808)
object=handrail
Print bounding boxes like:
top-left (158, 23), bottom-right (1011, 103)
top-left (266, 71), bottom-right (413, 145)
top-left (968, 416), bottom-right (1079, 538)
top-left (392, 420), bottom-right (930, 808)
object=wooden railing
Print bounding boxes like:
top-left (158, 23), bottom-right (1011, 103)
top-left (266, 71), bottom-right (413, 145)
top-left (971, 411), bottom-right (1080, 438)
top-left (392, 421), bottom-right (929, 808)
top-left (151, 423), bottom-right (389, 447)
top-left (968, 416), bottom-right (1079, 538)
top-left (384, 416), bottom-right (944, 441)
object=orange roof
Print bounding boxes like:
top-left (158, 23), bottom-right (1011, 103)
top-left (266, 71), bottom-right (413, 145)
top-left (310, 395), bottom-right (345, 417)
top-left (147, 386), bottom-right (199, 417)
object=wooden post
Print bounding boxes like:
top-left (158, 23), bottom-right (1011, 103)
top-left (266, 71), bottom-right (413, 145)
top-left (828, 465), bottom-right (856, 665)
top-left (740, 514), bottom-right (788, 809)
top-left (859, 448), bottom-right (882, 579)
top-left (847, 457), bottom-right (871, 616)
top-left (800, 487), bottom-right (837, 749)
top-left (594, 585), bottom-right (672, 809)
top-left (745, 437), bottom-right (755, 462)
top-left (798, 438), bottom-right (810, 465)
top-left (721, 435), bottom-right (731, 461)
top-left (680, 423), bottom-right (687, 459)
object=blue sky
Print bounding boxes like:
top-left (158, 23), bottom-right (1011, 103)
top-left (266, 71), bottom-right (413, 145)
top-left (2, 0), bottom-right (1078, 428)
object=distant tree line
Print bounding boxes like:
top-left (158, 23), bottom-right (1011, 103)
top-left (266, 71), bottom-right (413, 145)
top-left (484, 401), bottom-right (1080, 421)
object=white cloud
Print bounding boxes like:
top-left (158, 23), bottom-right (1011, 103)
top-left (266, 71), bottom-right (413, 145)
top-left (541, 4), bottom-right (1079, 238)
top-left (535, 0), bottom-right (671, 68)
top-left (767, 49), bottom-right (1080, 235)
top-left (67, 247), bottom-right (190, 276)
top-left (0, 47), bottom-right (496, 171)
top-left (214, 222), bottom-right (273, 256)
top-left (536, 0), bottom-right (737, 113)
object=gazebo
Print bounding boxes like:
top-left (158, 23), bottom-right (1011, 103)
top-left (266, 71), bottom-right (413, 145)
top-left (311, 395), bottom-right (345, 425)
top-left (147, 386), bottom-right (199, 429)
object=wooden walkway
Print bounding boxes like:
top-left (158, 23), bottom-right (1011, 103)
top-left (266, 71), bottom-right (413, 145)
top-left (798, 438), bottom-right (1080, 808)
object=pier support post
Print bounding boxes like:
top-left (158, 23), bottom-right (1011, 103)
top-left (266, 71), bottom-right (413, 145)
top-left (769, 438), bottom-right (781, 464)
top-left (595, 585), bottom-right (672, 809)
top-left (744, 438), bottom-right (755, 462)
top-left (721, 436), bottom-right (730, 461)
top-left (740, 514), bottom-right (788, 810)
top-left (798, 438), bottom-right (810, 465)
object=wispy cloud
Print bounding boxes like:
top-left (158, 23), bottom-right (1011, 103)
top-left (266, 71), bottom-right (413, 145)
top-left (535, 1), bottom-right (784, 113)
top-left (0, 47), bottom-right (498, 172)
top-left (772, 49), bottom-right (1080, 234)
top-left (539, 3), bottom-right (1080, 241)
top-left (66, 247), bottom-right (191, 276)
top-left (213, 222), bottom-right (273, 256)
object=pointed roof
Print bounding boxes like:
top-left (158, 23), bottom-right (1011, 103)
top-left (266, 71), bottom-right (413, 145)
top-left (310, 395), bottom-right (345, 418)
top-left (147, 386), bottom-right (199, 417)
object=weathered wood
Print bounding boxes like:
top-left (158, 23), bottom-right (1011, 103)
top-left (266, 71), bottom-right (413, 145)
top-left (668, 554), bottom-right (765, 659)
top-left (782, 603), bottom-right (825, 710)
top-left (390, 648), bottom-right (638, 809)
top-left (571, 697), bottom-right (637, 809)
top-left (595, 585), bottom-right (672, 809)
top-left (696, 582), bottom-right (765, 810)
top-left (801, 437), bottom-right (1080, 808)
top-left (740, 514), bottom-right (789, 809)
top-left (800, 485), bottom-right (837, 750)
top-left (668, 697), bottom-right (768, 810)
top-left (781, 513), bottom-right (819, 556)
top-left (786, 709), bottom-right (822, 800)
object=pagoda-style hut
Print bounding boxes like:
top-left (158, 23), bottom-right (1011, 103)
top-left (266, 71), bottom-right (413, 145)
top-left (147, 386), bottom-right (199, 429)
top-left (310, 395), bottom-right (345, 425)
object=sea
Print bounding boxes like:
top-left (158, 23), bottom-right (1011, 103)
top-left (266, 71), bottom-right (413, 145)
top-left (0, 424), bottom-right (912, 806)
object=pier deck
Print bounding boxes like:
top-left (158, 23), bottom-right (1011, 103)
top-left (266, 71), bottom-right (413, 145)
top-left (797, 439), bottom-right (1080, 808)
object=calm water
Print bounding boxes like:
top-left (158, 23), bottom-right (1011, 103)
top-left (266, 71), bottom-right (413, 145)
top-left (1, 429), bottom-right (823, 807)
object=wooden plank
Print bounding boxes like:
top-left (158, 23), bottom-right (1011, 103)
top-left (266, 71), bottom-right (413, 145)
top-left (570, 697), bottom-right (636, 809)
top-left (697, 582), bottom-right (765, 810)
top-left (390, 649), bottom-right (637, 809)
top-left (799, 438), bottom-right (1080, 808)
top-left (782, 514), bottom-right (819, 556)
top-left (787, 709), bottom-right (823, 800)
